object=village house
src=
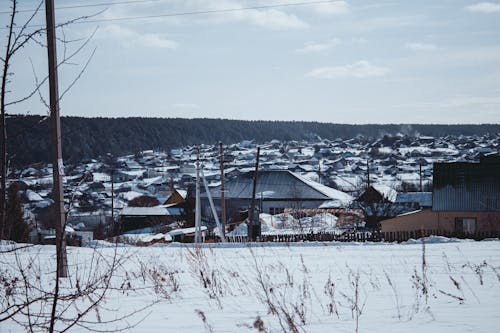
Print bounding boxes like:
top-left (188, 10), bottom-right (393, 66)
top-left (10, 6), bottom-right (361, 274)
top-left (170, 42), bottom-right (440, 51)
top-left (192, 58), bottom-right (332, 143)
top-left (119, 204), bottom-right (184, 233)
top-left (200, 169), bottom-right (353, 224)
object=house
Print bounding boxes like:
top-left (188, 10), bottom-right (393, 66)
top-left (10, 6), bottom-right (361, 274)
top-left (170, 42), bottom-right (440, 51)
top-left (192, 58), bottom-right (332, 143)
top-left (119, 204), bottom-right (183, 233)
top-left (200, 170), bottom-right (353, 223)
top-left (381, 155), bottom-right (500, 237)
top-left (164, 189), bottom-right (187, 205)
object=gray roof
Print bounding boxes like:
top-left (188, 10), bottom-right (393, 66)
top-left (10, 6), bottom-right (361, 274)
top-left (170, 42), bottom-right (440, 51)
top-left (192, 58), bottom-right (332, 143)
top-left (202, 170), bottom-right (352, 203)
top-left (395, 192), bottom-right (432, 207)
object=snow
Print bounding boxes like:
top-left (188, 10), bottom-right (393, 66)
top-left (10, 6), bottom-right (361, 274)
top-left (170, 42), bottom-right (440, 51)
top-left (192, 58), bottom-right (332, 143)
top-left (120, 233), bottom-right (173, 243)
top-left (168, 226), bottom-right (207, 236)
top-left (373, 184), bottom-right (398, 202)
top-left (121, 206), bottom-right (172, 216)
top-left (176, 189), bottom-right (187, 199)
top-left (120, 191), bottom-right (144, 201)
top-left (1, 239), bottom-right (499, 332)
top-left (292, 172), bottom-right (354, 205)
top-left (92, 172), bottom-right (111, 182)
top-left (397, 209), bottom-right (422, 217)
top-left (25, 189), bottom-right (44, 202)
top-left (377, 147), bottom-right (394, 154)
top-left (228, 213), bottom-right (340, 236)
top-left (256, 190), bottom-right (276, 198)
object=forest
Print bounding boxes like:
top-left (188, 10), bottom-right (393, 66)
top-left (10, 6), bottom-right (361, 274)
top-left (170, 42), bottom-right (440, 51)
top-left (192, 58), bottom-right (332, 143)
top-left (8, 115), bottom-right (500, 167)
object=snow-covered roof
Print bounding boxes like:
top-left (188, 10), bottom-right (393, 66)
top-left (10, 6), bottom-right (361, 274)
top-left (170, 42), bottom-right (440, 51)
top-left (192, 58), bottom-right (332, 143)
top-left (168, 226), bottom-right (207, 236)
top-left (92, 172), bottom-right (111, 182)
top-left (142, 176), bottom-right (165, 186)
top-left (396, 209), bottom-right (423, 217)
top-left (176, 189), bottom-right (187, 199)
top-left (121, 206), bottom-right (172, 216)
top-left (120, 170), bottom-right (145, 177)
top-left (203, 170), bottom-right (352, 203)
top-left (372, 185), bottom-right (398, 202)
top-left (120, 191), bottom-right (144, 201)
top-left (26, 190), bottom-right (44, 202)
top-left (292, 172), bottom-right (353, 204)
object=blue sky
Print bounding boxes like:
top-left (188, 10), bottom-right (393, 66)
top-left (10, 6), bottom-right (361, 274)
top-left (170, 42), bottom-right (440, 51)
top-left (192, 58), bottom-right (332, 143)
top-left (3, 0), bottom-right (500, 123)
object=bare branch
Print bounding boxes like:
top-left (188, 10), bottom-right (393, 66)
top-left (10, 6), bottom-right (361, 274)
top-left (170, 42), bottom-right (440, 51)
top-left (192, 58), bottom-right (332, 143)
top-left (29, 57), bottom-right (49, 110)
top-left (60, 47), bottom-right (96, 101)
top-left (4, 73), bottom-right (48, 107)
top-left (11, 1), bottom-right (43, 48)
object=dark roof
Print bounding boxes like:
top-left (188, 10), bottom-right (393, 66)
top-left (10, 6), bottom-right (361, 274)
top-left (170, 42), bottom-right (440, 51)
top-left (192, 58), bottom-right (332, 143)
top-left (432, 157), bottom-right (500, 211)
top-left (201, 170), bottom-right (352, 202)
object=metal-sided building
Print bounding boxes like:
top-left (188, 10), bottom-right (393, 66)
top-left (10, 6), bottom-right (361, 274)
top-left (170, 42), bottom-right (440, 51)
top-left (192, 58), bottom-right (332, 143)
top-left (381, 155), bottom-right (500, 236)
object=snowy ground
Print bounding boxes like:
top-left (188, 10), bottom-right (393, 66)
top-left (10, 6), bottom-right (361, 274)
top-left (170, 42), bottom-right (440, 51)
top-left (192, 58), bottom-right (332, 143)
top-left (1, 238), bottom-right (499, 333)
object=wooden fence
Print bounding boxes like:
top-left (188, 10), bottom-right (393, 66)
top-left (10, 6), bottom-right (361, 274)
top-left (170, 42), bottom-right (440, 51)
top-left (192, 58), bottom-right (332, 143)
top-left (225, 229), bottom-right (500, 243)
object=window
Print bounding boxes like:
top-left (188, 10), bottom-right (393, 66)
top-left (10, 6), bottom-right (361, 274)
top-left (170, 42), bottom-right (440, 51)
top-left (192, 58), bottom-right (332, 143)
top-left (455, 217), bottom-right (476, 234)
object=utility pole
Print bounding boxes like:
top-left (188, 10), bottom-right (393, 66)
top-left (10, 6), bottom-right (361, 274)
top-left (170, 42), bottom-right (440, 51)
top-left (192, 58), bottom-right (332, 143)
top-left (111, 169), bottom-right (115, 234)
top-left (366, 160), bottom-right (371, 189)
top-left (219, 142), bottom-right (226, 238)
top-left (419, 164), bottom-right (423, 192)
top-left (201, 167), bottom-right (225, 243)
top-left (45, 0), bottom-right (68, 278)
top-left (248, 147), bottom-right (260, 242)
top-left (317, 159), bottom-right (321, 184)
top-left (194, 148), bottom-right (201, 244)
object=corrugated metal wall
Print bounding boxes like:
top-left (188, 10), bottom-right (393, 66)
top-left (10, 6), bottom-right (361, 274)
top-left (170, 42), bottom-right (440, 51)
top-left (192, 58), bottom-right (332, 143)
top-left (433, 159), bottom-right (500, 211)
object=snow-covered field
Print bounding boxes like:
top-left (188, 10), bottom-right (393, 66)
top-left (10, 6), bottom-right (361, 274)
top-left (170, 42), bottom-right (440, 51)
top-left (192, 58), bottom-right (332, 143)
top-left (1, 239), bottom-right (499, 332)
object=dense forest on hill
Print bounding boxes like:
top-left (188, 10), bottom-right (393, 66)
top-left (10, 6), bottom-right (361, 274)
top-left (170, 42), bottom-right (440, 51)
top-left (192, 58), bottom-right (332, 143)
top-left (7, 115), bottom-right (500, 167)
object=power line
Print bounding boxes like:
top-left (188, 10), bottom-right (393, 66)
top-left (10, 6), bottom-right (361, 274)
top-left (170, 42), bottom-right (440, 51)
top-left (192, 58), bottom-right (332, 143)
top-left (82, 0), bottom-right (342, 25)
top-left (0, 0), bottom-right (165, 14)
top-left (1, 1), bottom-right (342, 26)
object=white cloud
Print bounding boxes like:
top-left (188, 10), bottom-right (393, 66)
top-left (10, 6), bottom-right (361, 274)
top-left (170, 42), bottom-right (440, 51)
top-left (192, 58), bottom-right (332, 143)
top-left (295, 38), bottom-right (341, 54)
top-left (305, 61), bottom-right (389, 79)
top-left (99, 25), bottom-right (177, 49)
top-left (310, 1), bottom-right (349, 15)
top-left (465, 2), bottom-right (500, 13)
top-left (405, 42), bottom-right (437, 51)
top-left (227, 8), bottom-right (307, 30)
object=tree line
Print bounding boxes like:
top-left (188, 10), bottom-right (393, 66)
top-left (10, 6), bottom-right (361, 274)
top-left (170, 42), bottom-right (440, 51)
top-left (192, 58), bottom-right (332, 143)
top-left (8, 115), bottom-right (500, 167)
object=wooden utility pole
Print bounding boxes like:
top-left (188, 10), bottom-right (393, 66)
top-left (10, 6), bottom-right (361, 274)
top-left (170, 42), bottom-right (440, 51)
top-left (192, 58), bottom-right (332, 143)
top-left (45, 0), bottom-right (68, 278)
top-left (194, 148), bottom-right (201, 244)
top-left (248, 147), bottom-right (260, 242)
top-left (419, 164), bottom-right (423, 192)
top-left (366, 160), bottom-right (371, 189)
top-left (317, 159), bottom-right (321, 184)
top-left (219, 142), bottom-right (226, 238)
top-left (111, 169), bottom-right (115, 233)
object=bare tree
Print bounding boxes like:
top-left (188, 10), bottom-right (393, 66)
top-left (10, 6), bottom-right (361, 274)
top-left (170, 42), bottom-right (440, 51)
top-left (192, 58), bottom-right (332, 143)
top-left (0, 2), bottom-right (147, 332)
top-left (0, 243), bottom-right (153, 332)
top-left (0, 0), bottom-right (97, 240)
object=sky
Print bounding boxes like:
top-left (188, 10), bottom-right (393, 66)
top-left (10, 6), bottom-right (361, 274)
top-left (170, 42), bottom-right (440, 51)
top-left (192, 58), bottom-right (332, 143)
top-left (2, 0), bottom-right (500, 123)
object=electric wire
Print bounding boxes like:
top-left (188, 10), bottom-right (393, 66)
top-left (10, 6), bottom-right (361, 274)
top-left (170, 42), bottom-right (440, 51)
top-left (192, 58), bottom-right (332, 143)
top-left (0, 0), bottom-right (342, 27)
